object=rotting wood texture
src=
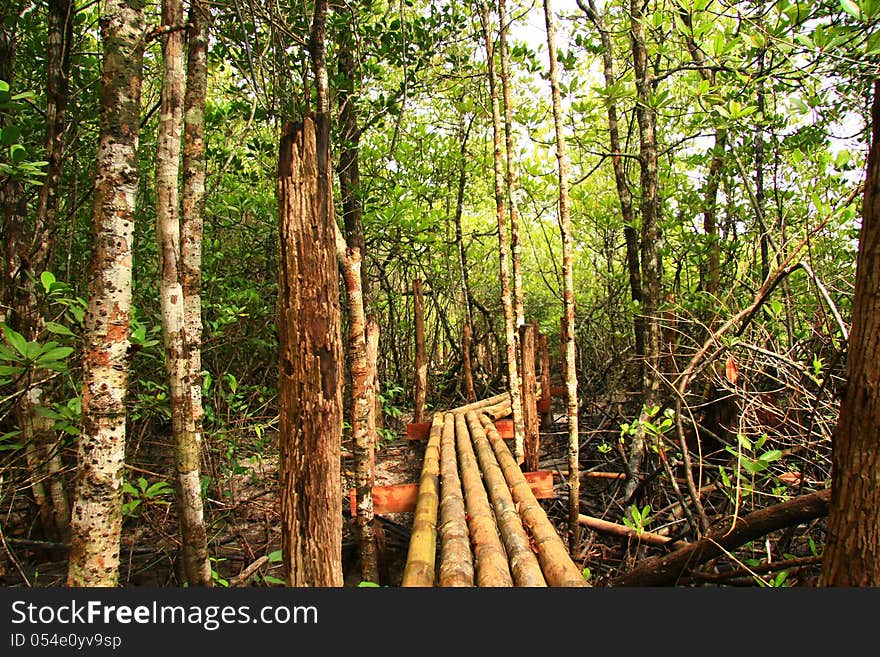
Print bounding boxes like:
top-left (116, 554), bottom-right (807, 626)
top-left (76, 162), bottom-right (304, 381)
top-left (277, 116), bottom-right (343, 587)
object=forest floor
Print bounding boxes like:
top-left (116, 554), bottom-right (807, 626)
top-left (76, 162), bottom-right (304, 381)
top-left (0, 388), bottom-right (826, 587)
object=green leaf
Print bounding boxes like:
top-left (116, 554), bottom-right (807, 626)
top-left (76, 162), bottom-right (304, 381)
top-left (45, 321), bottom-right (74, 336)
top-left (39, 346), bottom-right (73, 361)
top-left (839, 0), bottom-right (862, 19)
top-left (267, 549), bottom-right (283, 563)
top-left (3, 325), bottom-right (28, 357)
top-left (10, 143), bottom-right (26, 164)
top-left (0, 124), bottom-right (20, 145)
top-left (742, 459), bottom-right (768, 474)
top-left (758, 449), bottom-right (783, 463)
top-left (40, 270), bottom-right (56, 291)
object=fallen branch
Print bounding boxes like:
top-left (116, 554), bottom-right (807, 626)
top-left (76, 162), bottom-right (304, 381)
top-left (688, 554), bottom-right (823, 584)
top-left (612, 488), bottom-right (831, 586)
top-left (578, 515), bottom-right (688, 550)
top-left (229, 555), bottom-right (269, 587)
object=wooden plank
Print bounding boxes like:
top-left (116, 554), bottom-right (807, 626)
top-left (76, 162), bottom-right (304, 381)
top-left (349, 471), bottom-right (555, 514)
top-left (406, 421), bottom-right (432, 440)
top-left (494, 419), bottom-right (514, 439)
top-left (522, 470), bottom-right (554, 499)
top-left (408, 418), bottom-right (514, 440)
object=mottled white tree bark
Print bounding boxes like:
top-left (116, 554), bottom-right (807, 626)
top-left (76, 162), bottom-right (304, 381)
top-left (67, 0), bottom-right (144, 587)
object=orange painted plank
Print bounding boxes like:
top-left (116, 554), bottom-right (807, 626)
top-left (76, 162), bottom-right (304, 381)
top-left (494, 419), bottom-right (513, 439)
top-left (407, 419), bottom-right (514, 440)
top-left (521, 470), bottom-right (554, 499)
top-left (349, 471), bottom-right (555, 514)
top-left (406, 421), bottom-right (432, 440)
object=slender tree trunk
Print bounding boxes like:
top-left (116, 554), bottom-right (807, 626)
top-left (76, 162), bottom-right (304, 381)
top-left (454, 115), bottom-right (476, 402)
top-left (756, 52), bottom-right (768, 282)
top-left (821, 80), bottom-right (880, 587)
top-left (337, 19), bottom-right (367, 292)
top-left (4, 0), bottom-right (74, 545)
top-left (498, 0), bottom-right (524, 327)
top-left (155, 0), bottom-right (211, 586)
top-left (543, 0), bottom-right (580, 553)
top-left (580, 0), bottom-right (643, 359)
top-left (479, 0), bottom-right (525, 464)
top-left (343, 245), bottom-right (379, 584)
top-left (462, 321), bottom-right (476, 403)
top-left (413, 278), bottom-right (427, 423)
top-left (180, 0), bottom-right (212, 586)
top-left (624, 0), bottom-right (663, 505)
top-left (538, 330), bottom-right (551, 429)
top-left (67, 0), bottom-right (144, 587)
top-left (675, 5), bottom-right (725, 299)
top-left (520, 319), bottom-right (539, 471)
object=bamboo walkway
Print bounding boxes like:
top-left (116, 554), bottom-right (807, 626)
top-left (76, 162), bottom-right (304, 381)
top-left (400, 393), bottom-right (588, 587)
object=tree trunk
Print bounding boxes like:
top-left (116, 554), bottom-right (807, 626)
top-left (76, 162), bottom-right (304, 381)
top-left (498, 0), bottom-right (524, 328)
top-left (821, 80), bottom-right (880, 587)
top-left (539, 330), bottom-right (551, 429)
top-left (344, 245), bottom-right (379, 584)
top-left (337, 18), bottom-right (367, 298)
top-left (579, 0), bottom-right (644, 359)
top-left (180, 0), bottom-right (212, 586)
top-left (454, 115), bottom-right (476, 402)
top-left (67, 0), bottom-right (144, 587)
top-left (155, 0), bottom-right (211, 587)
top-left (479, 0), bottom-right (525, 464)
top-left (520, 319), bottom-right (539, 471)
top-left (624, 0), bottom-right (663, 506)
top-left (4, 0), bottom-right (74, 545)
top-left (277, 115), bottom-right (343, 587)
top-left (413, 278), bottom-right (427, 423)
top-left (462, 321), bottom-right (476, 404)
top-left (543, 0), bottom-right (580, 554)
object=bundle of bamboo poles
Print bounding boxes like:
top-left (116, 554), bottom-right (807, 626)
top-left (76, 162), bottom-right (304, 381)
top-left (401, 394), bottom-right (587, 587)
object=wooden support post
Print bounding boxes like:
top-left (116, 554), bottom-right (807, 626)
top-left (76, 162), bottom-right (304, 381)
top-left (413, 278), bottom-right (427, 424)
top-left (462, 321), bottom-right (476, 403)
top-left (520, 319), bottom-right (540, 471)
top-left (538, 329), bottom-right (552, 428)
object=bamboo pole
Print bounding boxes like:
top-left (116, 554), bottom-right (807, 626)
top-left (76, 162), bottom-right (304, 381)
top-left (479, 413), bottom-right (588, 586)
top-left (450, 391), bottom-right (509, 415)
top-left (455, 412), bottom-right (513, 586)
top-left (401, 413), bottom-right (443, 586)
top-left (466, 411), bottom-right (546, 586)
top-left (578, 514), bottom-right (688, 549)
top-left (438, 412), bottom-right (474, 586)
